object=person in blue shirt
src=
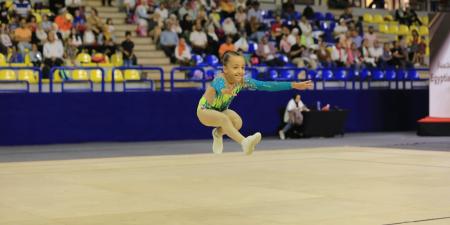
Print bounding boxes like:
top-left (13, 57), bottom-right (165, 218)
top-left (197, 51), bottom-right (313, 155)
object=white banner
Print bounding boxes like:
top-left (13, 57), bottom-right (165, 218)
top-left (430, 15), bottom-right (450, 118)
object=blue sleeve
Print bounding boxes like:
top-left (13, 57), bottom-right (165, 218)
top-left (210, 77), bottom-right (225, 94)
top-left (244, 78), bottom-right (292, 92)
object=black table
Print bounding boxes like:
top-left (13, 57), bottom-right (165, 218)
top-left (281, 110), bottom-right (349, 138)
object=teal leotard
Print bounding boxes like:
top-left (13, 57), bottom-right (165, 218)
top-left (198, 76), bottom-right (292, 112)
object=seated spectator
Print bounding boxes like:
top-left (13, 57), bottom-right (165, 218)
top-left (43, 31), bottom-right (65, 78)
top-left (154, 2), bottom-right (168, 21)
top-left (350, 29), bottom-right (363, 48)
top-left (282, 0), bottom-right (295, 20)
top-left (279, 34), bottom-right (291, 54)
top-left (247, 1), bottom-right (263, 23)
top-left (167, 14), bottom-right (182, 34)
top-left (246, 16), bottom-right (264, 42)
top-left (361, 39), bottom-right (376, 67)
top-left (66, 0), bottom-right (82, 16)
top-left (87, 8), bottom-right (104, 35)
top-left (391, 40), bottom-right (407, 68)
top-left (83, 24), bottom-right (96, 52)
top-left (379, 42), bottom-right (393, 68)
top-left (302, 4), bottom-right (315, 20)
top-left (346, 42), bottom-right (362, 69)
top-left (218, 35), bottom-right (235, 57)
top-left (121, 31), bottom-right (137, 66)
top-left (13, 0), bottom-right (32, 19)
top-left (363, 25), bottom-right (377, 48)
top-left (394, 8), bottom-right (408, 25)
top-left (206, 24), bottom-right (219, 55)
top-left (287, 28), bottom-right (299, 46)
top-left (234, 6), bottom-right (246, 26)
top-left (29, 43), bottom-right (43, 66)
top-left (317, 41), bottom-right (333, 68)
top-left (334, 18), bottom-right (348, 39)
top-left (124, 0), bottom-right (137, 21)
top-left (35, 23), bottom-right (48, 45)
top-left (180, 14), bottom-right (193, 36)
top-left (14, 18), bottom-right (32, 54)
top-left (54, 8), bottom-right (73, 39)
top-left (174, 37), bottom-right (191, 66)
top-left (219, 0), bottom-right (235, 19)
top-left (0, 25), bottom-right (12, 48)
top-left (256, 36), bottom-right (283, 66)
top-left (299, 16), bottom-right (314, 46)
top-left (339, 7), bottom-right (354, 25)
top-left (404, 7), bottom-right (422, 26)
top-left (189, 23), bottom-right (208, 55)
top-left (41, 14), bottom-right (54, 32)
top-left (159, 25), bottom-right (178, 63)
top-left (223, 17), bottom-right (238, 37)
top-left (331, 42), bottom-right (347, 67)
top-left (9, 46), bottom-right (24, 63)
top-left (271, 15), bottom-right (283, 43)
top-left (369, 40), bottom-right (383, 66)
top-left (73, 9), bottom-right (87, 32)
top-left (234, 31), bottom-right (248, 52)
top-left (279, 94), bottom-right (310, 140)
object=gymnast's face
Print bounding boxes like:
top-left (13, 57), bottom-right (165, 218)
top-left (224, 55), bottom-right (245, 84)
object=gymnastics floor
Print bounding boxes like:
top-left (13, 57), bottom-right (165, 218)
top-left (0, 132), bottom-right (449, 225)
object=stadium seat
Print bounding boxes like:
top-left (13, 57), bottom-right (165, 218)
top-left (426, 46), bottom-right (430, 56)
top-left (314, 12), bottom-right (325, 21)
top-left (419, 26), bottom-right (429, 35)
top-left (359, 69), bottom-right (371, 80)
top-left (373, 14), bottom-right (384, 23)
top-left (396, 69), bottom-right (406, 80)
top-left (333, 68), bottom-right (347, 80)
top-left (325, 12), bottom-right (334, 21)
top-left (371, 69), bottom-right (385, 80)
top-left (72, 70), bottom-right (89, 80)
top-left (106, 70), bottom-right (124, 82)
top-left (110, 54), bottom-right (123, 66)
top-left (205, 54), bottom-right (220, 67)
top-left (387, 24), bottom-right (399, 34)
top-left (191, 54), bottom-right (204, 66)
top-left (0, 70), bottom-right (16, 81)
top-left (124, 69), bottom-right (140, 80)
top-left (363, 13), bottom-right (373, 23)
top-left (385, 69), bottom-right (396, 81)
top-left (90, 69), bottom-right (103, 83)
top-left (378, 24), bottom-right (389, 33)
top-left (0, 53), bottom-right (6, 65)
top-left (294, 11), bottom-right (302, 20)
top-left (18, 70), bottom-right (37, 84)
top-left (398, 25), bottom-right (409, 35)
top-left (321, 69), bottom-right (333, 80)
top-left (407, 69), bottom-right (420, 80)
top-left (76, 53), bottom-right (91, 64)
top-left (385, 15), bottom-right (394, 21)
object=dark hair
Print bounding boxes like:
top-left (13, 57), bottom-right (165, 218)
top-left (125, 31), bottom-right (131, 36)
top-left (222, 51), bottom-right (244, 65)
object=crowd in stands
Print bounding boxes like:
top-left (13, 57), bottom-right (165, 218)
top-left (0, 0), bottom-right (429, 79)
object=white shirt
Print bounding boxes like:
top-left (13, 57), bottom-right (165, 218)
top-left (43, 40), bottom-right (64, 58)
top-left (155, 8), bottom-right (168, 20)
top-left (234, 37), bottom-right (248, 52)
top-left (369, 46), bottom-right (383, 58)
top-left (189, 31), bottom-right (207, 46)
top-left (287, 34), bottom-right (297, 46)
top-left (83, 30), bottom-right (95, 45)
top-left (283, 99), bottom-right (307, 122)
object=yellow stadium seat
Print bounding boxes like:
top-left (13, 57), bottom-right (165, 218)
top-left (18, 70), bottom-right (38, 84)
top-left (52, 70), bottom-right (63, 82)
top-left (398, 25), bottom-right (409, 35)
top-left (378, 24), bottom-right (389, 33)
top-left (419, 26), bottom-right (429, 35)
top-left (385, 15), bottom-right (393, 21)
top-left (32, 12), bottom-right (42, 23)
top-left (106, 70), bottom-right (124, 82)
top-left (388, 24), bottom-right (399, 34)
top-left (111, 54), bottom-right (123, 67)
top-left (72, 70), bottom-right (89, 81)
top-left (124, 70), bottom-right (140, 81)
top-left (421, 16), bottom-right (429, 26)
top-left (76, 53), bottom-right (91, 64)
top-left (373, 14), bottom-right (384, 23)
top-left (363, 13), bottom-right (373, 23)
top-left (5, 0), bottom-right (13, 9)
top-left (0, 53), bottom-right (6, 65)
top-left (409, 25), bottom-right (419, 34)
top-left (426, 47), bottom-right (430, 56)
top-left (90, 70), bottom-right (103, 83)
top-left (81, 62), bottom-right (97, 67)
top-left (0, 70), bottom-right (16, 80)
top-left (98, 63), bottom-right (113, 67)
top-left (388, 20), bottom-right (398, 25)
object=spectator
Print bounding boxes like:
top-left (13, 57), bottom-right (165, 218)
top-left (317, 41), bottom-right (333, 68)
top-left (218, 35), bottom-right (235, 57)
top-left (287, 28), bottom-right (299, 46)
top-left (13, 0), bottom-right (32, 18)
top-left (35, 23), bottom-right (47, 45)
top-left (43, 31), bottom-right (65, 78)
top-left (180, 14), bottom-right (193, 36)
top-left (404, 7), bottom-right (422, 26)
top-left (174, 37), bottom-right (191, 65)
top-left (246, 16), bottom-right (264, 42)
top-left (155, 2), bottom-right (168, 21)
top-left (302, 4), bottom-right (315, 20)
top-left (334, 18), bottom-right (348, 39)
top-left (189, 23), bottom-right (208, 55)
top-left (379, 42), bottom-right (393, 68)
top-left (206, 24), bottom-right (219, 55)
top-left (256, 36), bottom-right (283, 66)
top-left (219, 0), bottom-right (235, 19)
top-left (83, 24), bottom-right (96, 52)
top-left (0, 38), bottom-right (7, 56)
top-left (14, 18), bottom-right (32, 54)
top-left (350, 29), bottom-right (363, 48)
top-left (299, 16), bottom-right (313, 46)
top-left (279, 34), bottom-right (291, 54)
top-left (361, 39), bottom-right (376, 67)
top-left (73, 9), bottom-right (87, 32)
top-left (121, 31), bottom-right (137, 66)
top-left (168, 14), bottom-right (182, 34)
top-left (235, 6), bottom-right (246, 25)
top-left (223, 17), bottom-right (238, 37)
top-left (49, 0), bottom-right (65, 17)
top-left (247, 1), bottom-right (263, 23)
top-left (0, 2), bottom-right (9, 24)
top-left (363, 25), bottom-right (377, 47)
top-left (234, 31), bottom-right (248, 52)
top-left (41, 14), bottom-right (54, 32)
top-left (346, 42), bottom-right (362, 69)
top-left (339, 7), bottom-right (354, 25)
top-left (68, 27), bottom-right (83, 51)
top-left (65, 0), bottom-right (82, 16)
top-left (331, 42), bottom-right (347, 67)
top-left (279, 94), bottom-right (310, 140)
top-left (54, 8), bottom-right (72, 39)
top-left (9, 46), bottom-right (24, 63)
top-left (124, 0), bottom-right (136, 20)
top-left (0, 25), bottom-right (12, 48)
top-left (369, 40), bottom-right (383, 66)
top-left (87, 8), bottom-right (104, 35)
top-left (29, 43), bottom-right (43, 66)
top-left (391, 40), bottom-right (407, 68)
top-left (159, 25), bottom-right (178, 63)
top-left (271, 15), bottom-right (283, 43)
top-left (282, 0), bottom-right (295, 20)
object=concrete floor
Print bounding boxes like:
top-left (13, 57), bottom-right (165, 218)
top-left (1, 136), bottom-right (450, 225)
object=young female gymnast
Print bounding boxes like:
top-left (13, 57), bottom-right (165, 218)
top-left (197, 51), bottom-right (313, 155)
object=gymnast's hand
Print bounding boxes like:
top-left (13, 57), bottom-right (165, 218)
top-left (292, 80), bottom-right (313, 90)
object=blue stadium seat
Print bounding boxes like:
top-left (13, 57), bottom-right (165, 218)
top-left (333, 68), bottom-right (348, 81)
top-left (396, 69), bottom-right (407, 80)
top-left (248, 42), bottom-right (258, 54)
top-left (371, 69), bottom-right (385, 80)
top-left (206, 69), bottom-right (220, 80)
top-left (359, 68), bottom-right (371, 80)
top-left (205, 54), bottom-right (220, 67)
top-left (277, 54), bottom-right (289, 64)
top-left (325, 12), bottom-right (335, 21)
top-left (269, 70), bottom-right (278, 80)
top-left (294, 11), bottom-right (302, 20)
top-left (407, 69), bottom-right (420, 80)
top-left (314, 12), bottom-right (325, 21)
top-left (191, 54), bottom-right (204, 66)
top-left (307, 70), bottom-right (318, 80)
top-left (385, 69), bottom-right (396, 80)
top-left (321, 69), bottom-right (334, 80)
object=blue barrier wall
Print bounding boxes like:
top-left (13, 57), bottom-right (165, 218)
top-left (0, 90), bottom-right (427, 145)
